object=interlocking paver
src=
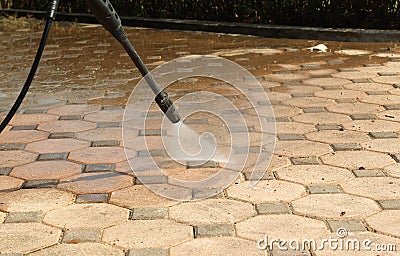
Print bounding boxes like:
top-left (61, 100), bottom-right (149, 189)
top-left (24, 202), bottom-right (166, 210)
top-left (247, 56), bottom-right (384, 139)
top-left (275, 140), bottom-right (333, 158)
top-left (11, 161), bottom-right (81, 180)
top-left (343, 119), bottom-right (400, 132)
top-left (102, 219), bottom-right (193, 248)
top-left (303, 77), bottom-right (352, 87)
top-left (321, 151), bottom-right (395, 169)
top-left (292, 112), bottom-right (352, 125)
top-left (0, 130), bottom-right (48, 144)
top-left (38, 120), bottom-right (96, 133)
top-left (29, 243), bottom-right (124, 256)
top-left (344, 82), bottom-right (394, 92)
top-left (44, 203), bottom-right (128, 229)
top-left (283, 97), bottom-right (336, 108)
top-left (366, 210), bottom-right (400, 237)
top-left (76, 127), bottom-right (123, 141)
top-left (384, 163), bottom-right (400, 177)
top-left (341, 177), bottom-right (400, 200)
top-left (84, 109), bottom-right (124, 122)
top-left (47, 104), bottom-right (101, 116)
top-left (25, 138), bottom-right (89, 154)
top-left (275, 122), bottom-right (317, 134)
top-left (8, 114), bottom-right (57, 126)
top-left (0, 176), bottom-right (24, 191)
top-left (169, 199), bottom-right (256, 224)
top-left (0, 150), bottom-right (37, 168)
top-left (326, 102), bottom-right (382, 114)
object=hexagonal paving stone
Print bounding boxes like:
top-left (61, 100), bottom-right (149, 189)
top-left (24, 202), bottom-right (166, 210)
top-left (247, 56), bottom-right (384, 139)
top-left (0, 176), bottom-right (24, 191)
top-left (314, 89), bottom-right (367, 100)
top-left (169, 199), bottom-right (256, 224)
top-left (321, 151), bottom-right (395, 169)
top-left (292, 194), bottom-right (380, 219)
top-left (384, 163), bottom-right (400, 178)
top-left (272, 85), bottom-right (322, 94)
top-left (365, 210), bottom-right (400, 237)
top-left (275, 140), bottom-right (333, 158)
top-left (331, 70), bottom-right (378, 80)
top-left (344, 82), bottom-right (394, 92)
top-left (326, 102), bottom-right (383, 115)
top-left (343, 120), bottom-right (400, 133)
top-left (236, 214), bottom-right (329, 241)
top-left (9, 113), bottom-right (58, 126)
top-left (11, 161), bottom-right (82, 180)
top-left (29, 243), bottom-right (124, 256)
top-left (283, 97), bottom-right (336, 108)
top-left (271, 105), bottom-right (302, 118)
top-left (292, 112), bottom-right (352, 125)
top-left (341, 177), bottom-right (400, 200)
top-left (25, 138), bottom-right (89, 154)
top-left (44, 203), bottom-right (129, 229)
top-left (372, 75), bottom-right (400, 84)
top-left (227, 180), bottom-right (306, 203)
top-left (0, 188), bottom-right (74, 212)
top-left (306, 130), bottom-right (371, 144)
top-left (47, 104), bottom-right (101, 116)
top-left (265, 73), bottom-right (309, 82)
top-left (0, 223), bottom-right (61, 254)
top-left (58, 172), bottom-right (133, 194)
top-left (102, 219), bottom-right (193, 248)
top-left (276, 122), bottom-right (317, 134)
top-left (0, 130), bottom-right (48, 144)
top-left (276, 165), bottom-right (354, 185)
top-left (84, 109), bottom-right (124, 122)
top-left (68, 147), bottom-right (132, 164)
top-left (363, 138), bottom-right (400, 153)
top-left (76, 127), bottom-right (123, 141)
top-left (0, 150), bottom-right (37, 168)
top-left (360, 94), bottom-right (400, 105)
top-left (109, 185), bottom-right (178, 208)
top-left (170, 237), bottom-right (265, 256)
top-left (303, 77), bottom-right (352, 87)
top-left (38, 120), bottom-right (96, 133)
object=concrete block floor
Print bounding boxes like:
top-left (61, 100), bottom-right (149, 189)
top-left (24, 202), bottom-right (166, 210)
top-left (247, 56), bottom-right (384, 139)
top-left (0, 18), bottom-right (400, 255)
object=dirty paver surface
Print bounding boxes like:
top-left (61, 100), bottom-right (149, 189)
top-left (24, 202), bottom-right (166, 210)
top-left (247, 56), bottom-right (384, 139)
top-left (0, 18), bottom-right (400, 255)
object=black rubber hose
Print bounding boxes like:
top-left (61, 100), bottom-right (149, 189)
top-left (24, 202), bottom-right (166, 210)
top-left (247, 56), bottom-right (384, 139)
top-left (0, 15), bottom-right (53, 133)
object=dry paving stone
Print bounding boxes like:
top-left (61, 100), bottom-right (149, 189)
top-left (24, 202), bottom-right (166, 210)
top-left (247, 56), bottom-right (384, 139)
top-left (8, 114), bottom-right (57, 126)
top-left (76, 127), bottom-right (123, 141)
top-left (321, 151), bottom-right (395, 169)
top-left (227, 180), bottom-right (306, 203)
top-left (0, 188), bottom-right (73, 212)
top-left (0, 176), bottom-right (24, 191)
top-left (0, 211), bottom-right (6, 223)
top-left (236, 214), bottom-right (329, 241)
top-left (363, 138), bottom-right (400, 153)
top-left (384, 163), bottom-right (400, 178)
top-left (28, 243), bottom-right (124, 256)
top-left (47, 104), bottom-right (101, 116)
top-left (0, 130), bottom-right (48, 144)
top-left (10, 161), bottom-right (82, 180)
top-left (344, 82), bottom-right (394, 92)
top-left (37, 120), bottom-right (97, 133)
top-left (0, 223), bottom-right (61, 254)
top-left (292, 194), bottom-right (380, 219)
top-left (314, 89), bottom-right (367, 100)
top-left (292, 112), bottom-right (352, 125)
top-left (275, 122), bottom-right (317, 134)
top-left (276, 165), bottom-right (354, 185)
top-left (170, 237), bottom-right (265, 256)
top-left (25, 138), bottom-right (89, 154)
top-left (340, 177), bottom-right (400, 200)
top-left (283, 97), bottom-right (336, 108)
top-left (68, 147), bottom-right (134, 164)
top-left (303, 77), bottom-right (352, 87)
top-left (343, 120), bottom-right (400, 132)
top-left (169, 198), bottom-right (256, 224)
top-left (274, 140), bottom-right (333, 158)
top-left (365, 210), bottom-right (400, 238)
top-left (326, 102), bottom-right (382, 115)
top-left (102, 219), bottom-right (193, 249)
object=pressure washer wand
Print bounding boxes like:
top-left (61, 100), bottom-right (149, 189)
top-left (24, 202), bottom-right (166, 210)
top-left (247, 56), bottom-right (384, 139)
top-left (85, 0), bottom-right (181, 123)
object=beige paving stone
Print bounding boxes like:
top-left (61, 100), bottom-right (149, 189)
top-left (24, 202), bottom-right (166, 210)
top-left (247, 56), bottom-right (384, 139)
top-left (292, 194), bottom-right (380, 219)
top-left (276, 165), bottom-right (354, 185)
top-left (372, 75), bottom-right (400, 84)
top-left (343, 120), bottom-right (400, 132)
top-left (365, 210), bottom-right (400, 237)
top-left (292, 112), bottom-right (352, 125)
top-left (0, 211), bottom-right (6, 223)
top-left (306, 130), bottom-right (371, 144)
top-left (68, 147), bottom-right (133, 164)
top-left (0, 188), bottom-right (73, 212)
top-left (9, 113), bottom-right (58, 126)
top-left (44, 203), bottom-right (129, 229)
top-left (283, 97), bottom-right (336, 108)
top-left (76, 127), bottom-right (123, 141)
top-left (305, 68), bottom-right (337, 76)
top-left (0, 150), bottom-right (37, 168)
top-left (303, 77), bottom-right (352, 87)
top-left (58, 172), bottom-right (133, 194)
top-left (276, 122), bottom-right (317, 134)
top-left (109, 185), bottom-right (178, 208)
top-left (326, 102), bottom-right (383, 115)
top-left (84, 109), bottom-right (124, 122)
top-left (275, 140), bottom-right (333, 158)
top-left (102, 219), bottom-right (193, 248)
top-left (314, 89), bottom-right (367, 100)
top-left (0, 223), bottom-right (61, 254)
top-left (321, 151), bottom-right (395, 169)
top-left (315, 232), bottom-right (400, 255)
top-left (265, 73), bottom-right (309, 82)
top-left (0, 176), bottom-right (24, 191)
top-left (236, 214), bottom-right (329, 241)
top-left (47, 104), bottom-right (101, 116)
top-left (38, 120), bottom-right (97, 133)
top-left (241, 154), bottom-right (291, 173)
top-left (227, 180), bottom-right (306, 203)
top-left (11, 161), bottom-right (82, 180)
top-left (170, 237), bottom-right (264, 256)
top-left (272, 85), bottom-right (322, 94)
top-left (271, 105), bottom-right (302, 118)
top-left (363, 138), bottom-right (400, 153)
top-left (331, 71), bottom-right (378, 80)
top-left (29, 243), bottom-right (124, 256)
top-left (360, 94), bottom-right (400, 105)
top-left (376, 110), bottom-right (400, 122)
top-left (344, 82), bottom-right (394, 92)
top-left (341, 177), bottom-right (400, 200)
top-left (265, 91), bottom-right (292, 102)
top-left (169, 199), bottom-right (256, 224)
top-left (384, 163), bottom-right (400, 178)
top-left (25, 138), bottom-right (89, 154)
top-left (0, 130), bottom-right (48, 144)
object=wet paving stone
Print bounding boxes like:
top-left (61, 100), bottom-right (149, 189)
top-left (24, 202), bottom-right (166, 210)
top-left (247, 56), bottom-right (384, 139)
top-left (10, 125), bottom-right (37, 131)
top-left (48, 132), bottom-right (76, 139)
top-left (0, 167), bottom-right (12, 176)
top-left (23, 180), bottom-right (59, 189)
top-left (38, 153), bottom-right (68, 161)
top-left (0, 144), bottom-right (25, 151)
top-left (84, 164), bottom-right (115, 172)
top-left (62, 229), bottom-right (102, 243)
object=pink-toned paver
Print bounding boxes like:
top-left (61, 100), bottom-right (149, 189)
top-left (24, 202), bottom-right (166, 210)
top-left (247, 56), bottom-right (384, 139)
top-left (11, 161), bottom-right (82, 180)
top-left (68, 147), bottom-right (133, 164)
top-left (84, 109), bottom-right (124, 122)
top-left (9, 113), bottom-right (58, 126)
top-left (76, 127), bottom-right (123, 141)
top-left (47, 104), bottom-right (101, 116)
top-left (37, 120), bottom-right (97, 133)
top-left (0, 150), bottom-right (37, 168)
top-left (25, 138), bottom-right (89, 154)
top-left (0, 130), bottom-right (48, 144)
top-left (0, 176), bottom-right (24, 191)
